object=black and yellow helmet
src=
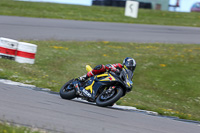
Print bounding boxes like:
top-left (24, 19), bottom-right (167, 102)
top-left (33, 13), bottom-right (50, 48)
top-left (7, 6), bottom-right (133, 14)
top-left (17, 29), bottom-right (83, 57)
top-left (122, 57), bottom-right (136, 72)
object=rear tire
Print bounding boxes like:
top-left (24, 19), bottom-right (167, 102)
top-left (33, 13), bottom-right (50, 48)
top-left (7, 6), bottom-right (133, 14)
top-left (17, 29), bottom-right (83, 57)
top-left (96, 87), bottom-right (123, 107)
top-left (60, 79), bottom-right (76, 100)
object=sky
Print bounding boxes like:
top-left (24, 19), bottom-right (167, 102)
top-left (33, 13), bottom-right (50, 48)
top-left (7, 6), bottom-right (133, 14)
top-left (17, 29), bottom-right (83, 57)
top-left (169, 0), bottom-right (200, 12)
top-left (16, 0), bottom-right (93, 6)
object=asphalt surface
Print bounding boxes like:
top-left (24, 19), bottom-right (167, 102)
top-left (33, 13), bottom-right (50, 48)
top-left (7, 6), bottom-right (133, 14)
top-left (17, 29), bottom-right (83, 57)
top-left (0, 15), bottom-right (200, 44)
top-left (0, 15), bottom-right (200, 133)
top-left (0, 82), bottom-right (199, 133)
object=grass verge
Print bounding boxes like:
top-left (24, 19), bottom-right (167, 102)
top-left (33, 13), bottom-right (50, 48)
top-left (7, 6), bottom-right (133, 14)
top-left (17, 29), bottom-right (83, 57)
top-left (0, 122), bottom-right (43, 133)
top-left (0, 40), bottom-right (200, 121)
top-left (0, 0), bottom-right (200, 27)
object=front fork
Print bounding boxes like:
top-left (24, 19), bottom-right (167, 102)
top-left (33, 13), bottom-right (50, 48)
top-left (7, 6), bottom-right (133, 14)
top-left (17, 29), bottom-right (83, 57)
top-left (105, 86), bottom-right (116, 94)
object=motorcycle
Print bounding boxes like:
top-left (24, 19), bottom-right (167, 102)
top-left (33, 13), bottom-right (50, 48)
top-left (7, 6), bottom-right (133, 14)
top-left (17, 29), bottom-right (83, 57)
top-left (59, 65), bottom-right (133, 107)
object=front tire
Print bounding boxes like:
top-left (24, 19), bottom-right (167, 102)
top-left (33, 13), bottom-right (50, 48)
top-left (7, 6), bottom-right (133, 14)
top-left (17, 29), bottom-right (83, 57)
top-left (60, 79), bottom-right (76, 100)
top-left (96, 87), bottom-right (123, 107)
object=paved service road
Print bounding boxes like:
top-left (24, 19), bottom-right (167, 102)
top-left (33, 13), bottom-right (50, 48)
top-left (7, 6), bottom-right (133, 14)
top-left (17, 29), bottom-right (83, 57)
top-left (0, 15), bottom-right (200, 44)
top-left (0, 82), bottom-right (199, 133)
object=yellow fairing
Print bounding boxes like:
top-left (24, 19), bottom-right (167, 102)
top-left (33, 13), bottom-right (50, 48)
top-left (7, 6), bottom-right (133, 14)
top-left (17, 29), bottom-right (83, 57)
top-left (110, 74), bottom-right (116, 81)
top-left (97, 74), bottom-right (108, 78)
top-left (84, 71), bottom-right (116, 93)
top-left (86, 65), bottom-right (92, 72)
top-left (127, 81), bottom-right (130, 87)
top-left (98, 74), bottom-right (116, 81)
top-left (85, 80), bottom-right (95, 93)
top-left (123, 65), bottom-right (127, 69)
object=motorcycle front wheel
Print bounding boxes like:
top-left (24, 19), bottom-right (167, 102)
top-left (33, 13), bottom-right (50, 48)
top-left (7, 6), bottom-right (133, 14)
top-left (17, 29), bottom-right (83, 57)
top-left (60, 79), bottom-right (76, 100)
top-left (96, 87), bottom-right (123, 107)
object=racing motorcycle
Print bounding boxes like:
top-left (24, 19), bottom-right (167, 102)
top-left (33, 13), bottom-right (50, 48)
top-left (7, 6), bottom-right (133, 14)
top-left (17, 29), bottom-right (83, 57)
top-left (59, 65), bottom-right (133, 107)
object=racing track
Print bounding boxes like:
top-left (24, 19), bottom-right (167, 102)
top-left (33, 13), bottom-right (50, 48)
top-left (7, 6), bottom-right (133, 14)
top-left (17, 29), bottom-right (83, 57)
top-left (0, 15), bottom-right (200, 133)
top-left (0, 82), bottom-right (199, 133)
top-left (0, 15), bottom-right (200, 44)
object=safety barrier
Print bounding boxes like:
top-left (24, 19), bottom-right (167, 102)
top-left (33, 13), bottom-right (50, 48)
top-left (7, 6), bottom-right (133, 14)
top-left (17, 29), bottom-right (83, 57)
top-left (0, 37), bottom-right (37, 64)
top-left (15, 42), bottom-right (37, 64)
top-left (0, 38), bottom-right (18, 60)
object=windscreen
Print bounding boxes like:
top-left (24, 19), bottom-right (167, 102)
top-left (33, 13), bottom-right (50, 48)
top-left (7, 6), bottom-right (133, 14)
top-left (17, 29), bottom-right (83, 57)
top-left (120, 68), bottom-right (133, 81)
top-left (125, 68), bottom-right (133, 81)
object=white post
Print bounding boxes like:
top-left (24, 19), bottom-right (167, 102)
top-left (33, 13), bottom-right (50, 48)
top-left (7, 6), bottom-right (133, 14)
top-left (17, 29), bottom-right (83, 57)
top-left (125, 0), bottom-right (139, 18)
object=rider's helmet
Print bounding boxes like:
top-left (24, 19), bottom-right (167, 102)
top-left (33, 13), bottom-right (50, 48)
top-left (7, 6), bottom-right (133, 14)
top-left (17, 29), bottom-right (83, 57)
top-left (122, 57), bottom-right (136, 72)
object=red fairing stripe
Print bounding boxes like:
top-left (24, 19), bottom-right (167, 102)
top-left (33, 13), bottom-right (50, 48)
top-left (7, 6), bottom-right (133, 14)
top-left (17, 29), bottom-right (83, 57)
top-left (16, 51), bottom-right (35, 59)
top-left (0, 46), bottom-right (16, 56)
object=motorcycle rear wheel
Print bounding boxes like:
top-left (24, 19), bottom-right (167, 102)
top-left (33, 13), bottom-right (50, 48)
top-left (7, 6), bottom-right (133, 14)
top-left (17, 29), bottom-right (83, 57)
top-left (60, 79), bottom-right (76, 100)
top-left (96, 87), bottom-right (123, 107)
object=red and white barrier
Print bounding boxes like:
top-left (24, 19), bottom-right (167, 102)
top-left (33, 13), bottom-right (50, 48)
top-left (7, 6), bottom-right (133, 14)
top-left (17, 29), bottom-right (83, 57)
top-left (0, 38), bottom-right (18, 59)
top-left (15, 42), bottom-right (37, 64)
top-left (0, 37), bottom-right (37, 64)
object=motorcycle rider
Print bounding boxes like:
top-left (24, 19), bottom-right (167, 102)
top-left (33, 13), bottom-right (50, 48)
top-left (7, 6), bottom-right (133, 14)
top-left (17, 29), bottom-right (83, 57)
top-left (75, 57), bottom-right (136, 96)
top-left (78, 57), bottom-right (136, 82)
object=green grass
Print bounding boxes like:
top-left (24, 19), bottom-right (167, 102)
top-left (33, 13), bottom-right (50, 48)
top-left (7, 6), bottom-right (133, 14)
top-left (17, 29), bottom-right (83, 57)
top-left (0, 122), bottom-right (42, 133)
top-left (0, 40), bottom-right (200, 121)
top-left (0, 0), bottom-right (200, 27)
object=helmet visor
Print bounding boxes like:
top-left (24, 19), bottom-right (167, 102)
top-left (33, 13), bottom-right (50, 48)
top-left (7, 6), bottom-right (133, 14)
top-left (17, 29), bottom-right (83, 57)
top-left (125, 60), bottom-right (135, 72)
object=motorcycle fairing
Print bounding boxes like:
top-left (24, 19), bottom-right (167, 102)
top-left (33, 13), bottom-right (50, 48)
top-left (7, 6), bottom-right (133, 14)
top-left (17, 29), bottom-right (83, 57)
top-left (85, 79), bottom-right (95, 94)
top-left (83, 73), bottom-right (117, 100)
top-left (97, 73), bottom-right (116, 82)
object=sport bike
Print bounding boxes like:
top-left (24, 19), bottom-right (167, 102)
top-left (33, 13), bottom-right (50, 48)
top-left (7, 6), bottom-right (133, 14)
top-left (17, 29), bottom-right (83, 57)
top-left (59, 65), bottom-right (133, 107)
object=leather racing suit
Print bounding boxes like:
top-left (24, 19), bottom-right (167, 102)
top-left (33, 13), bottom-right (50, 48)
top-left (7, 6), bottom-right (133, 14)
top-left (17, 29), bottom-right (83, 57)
top-left (79, 63), bottom-right (123, 81)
